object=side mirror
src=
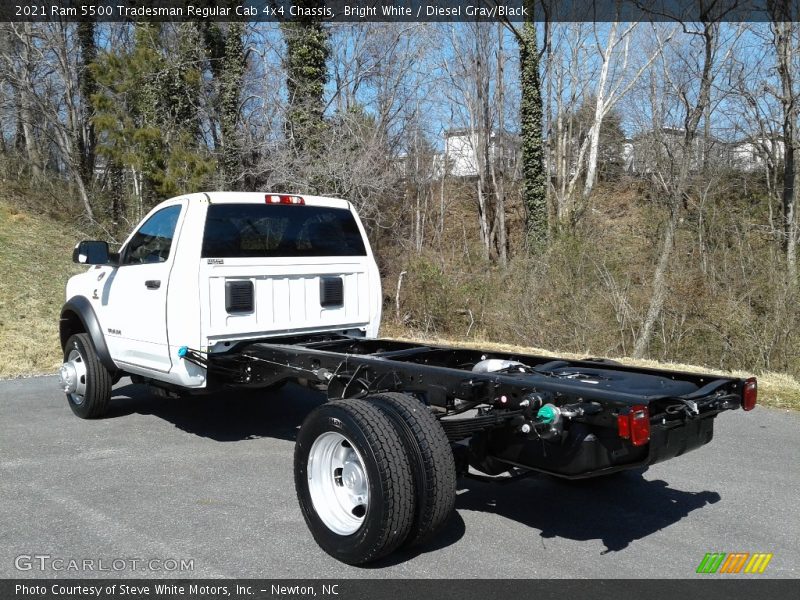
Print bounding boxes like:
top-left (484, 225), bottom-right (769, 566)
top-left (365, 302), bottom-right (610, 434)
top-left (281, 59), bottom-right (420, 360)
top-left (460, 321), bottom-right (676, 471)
top-left (72, 240), bottom-right (111, 265)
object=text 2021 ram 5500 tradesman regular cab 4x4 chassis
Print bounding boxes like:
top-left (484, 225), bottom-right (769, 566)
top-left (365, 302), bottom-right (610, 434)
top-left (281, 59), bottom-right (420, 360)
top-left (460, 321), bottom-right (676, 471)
top-left (58, 192), bottom-right (757, 564)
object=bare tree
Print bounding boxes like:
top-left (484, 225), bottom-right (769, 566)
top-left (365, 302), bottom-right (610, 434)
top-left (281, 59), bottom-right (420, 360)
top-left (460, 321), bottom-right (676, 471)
top-left (729, 24), bottom-right (785, 242)
top-left (2, 23), bottom-right (45, 179)
top-left (768, 3), bottom-right (799, 284)
top-left (546, 21), bottom-right (669, 228)
top-left (547, 23), bottom-right (592, 226)
top-left (0, 22), bottom-right (95, 218)
top-left (580, 22), bottom-right (668, 203)
top-left (633, 19), bottom-right (726, 358)
top-left (440, 23), bottom-right (511, 263)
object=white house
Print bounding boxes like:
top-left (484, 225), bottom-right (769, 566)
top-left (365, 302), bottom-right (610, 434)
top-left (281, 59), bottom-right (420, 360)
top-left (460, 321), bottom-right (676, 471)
top-left (730, 136), bottom-right (785, 172)
top-left (443, 129), bottom-right (519, 178)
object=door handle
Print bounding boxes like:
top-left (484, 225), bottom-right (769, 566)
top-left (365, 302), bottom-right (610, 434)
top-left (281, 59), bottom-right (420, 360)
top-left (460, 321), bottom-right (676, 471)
top-left (145, 280), bottom-right (161, 290)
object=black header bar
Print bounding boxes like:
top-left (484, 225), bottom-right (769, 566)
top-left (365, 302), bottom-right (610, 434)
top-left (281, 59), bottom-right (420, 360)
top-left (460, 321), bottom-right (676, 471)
top-left (1, 1), bottom-right (799, 23)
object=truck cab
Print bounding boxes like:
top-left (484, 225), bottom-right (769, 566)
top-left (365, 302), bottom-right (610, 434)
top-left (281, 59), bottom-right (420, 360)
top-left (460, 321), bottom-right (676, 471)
top-left (60, 192), bottom-right (382, 394)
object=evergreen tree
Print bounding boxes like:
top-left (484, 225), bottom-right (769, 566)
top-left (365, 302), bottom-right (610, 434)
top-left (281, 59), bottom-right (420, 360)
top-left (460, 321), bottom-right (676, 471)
top-left (92, 23), bottom-right (213, 213)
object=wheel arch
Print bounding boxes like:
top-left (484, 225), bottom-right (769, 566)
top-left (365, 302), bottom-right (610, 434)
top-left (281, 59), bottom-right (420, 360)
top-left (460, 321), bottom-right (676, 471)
top-left (60, 296), bottom-right (117, 372)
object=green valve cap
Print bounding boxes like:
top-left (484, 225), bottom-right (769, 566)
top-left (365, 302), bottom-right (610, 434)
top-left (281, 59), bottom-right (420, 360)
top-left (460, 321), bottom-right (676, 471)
top-left (537, 404), bottom-right (557, 424)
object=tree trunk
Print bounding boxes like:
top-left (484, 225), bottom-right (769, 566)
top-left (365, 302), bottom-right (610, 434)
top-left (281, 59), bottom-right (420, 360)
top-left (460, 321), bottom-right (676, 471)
top-left (476, 183), bottom-right (491, 260)
top-left (13, 85), bottom-right (25, 153)
top-left (786, 121), bottom-right (798, 284)
top-left (77, 18), bottom-right (97, 186)
top-left (282, 2), bottom-right (330, 158)
top-left (474, 24), bottom-right (492, 261)
top-left (220, 22), bottom-right (246, 189)
top-left (108, 159), bottom-right (124, 228)
top-left (581, 22), bottom-right (617, 203)
top-left (494, 22), bottom-right (508, 266)
top-left (543, 20), bottom-right (555, 237)
top-left (633, 206), bottom-right (678, 358)
top-left (773, 18), bottom-right (798, 284)
top-left (519, 13), bottom-right (547, 251)
top-left (54, 127), bottom-right (94, 221)
top-left (17, 24), bottom-right (43, 179)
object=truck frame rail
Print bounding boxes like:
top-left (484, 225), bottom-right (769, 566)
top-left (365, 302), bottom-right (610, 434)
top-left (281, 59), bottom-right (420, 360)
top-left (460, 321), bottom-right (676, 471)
top-left (196, 334), bottom-right (751, 479)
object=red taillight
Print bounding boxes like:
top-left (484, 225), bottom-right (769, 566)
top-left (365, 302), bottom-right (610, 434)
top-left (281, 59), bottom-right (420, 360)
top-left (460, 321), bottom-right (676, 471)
top-left (618, 405), bottom-right (650, 446)
top-left (617, 414), bottom-right (630, 439)
top-left (266, 194), bottom-right (304, 205)
top-left (629, 405), bottom-right (650, 447)
top-left (742, 377), bottom-right (757, 411)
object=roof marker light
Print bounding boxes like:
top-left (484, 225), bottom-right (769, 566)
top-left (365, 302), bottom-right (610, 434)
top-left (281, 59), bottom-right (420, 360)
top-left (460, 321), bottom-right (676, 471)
top-left (266, 194), bottom-right (304, 205)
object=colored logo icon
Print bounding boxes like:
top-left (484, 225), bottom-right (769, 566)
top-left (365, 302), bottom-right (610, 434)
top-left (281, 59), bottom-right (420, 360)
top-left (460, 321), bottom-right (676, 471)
top-left (696, 552), bottom-right (773, 574)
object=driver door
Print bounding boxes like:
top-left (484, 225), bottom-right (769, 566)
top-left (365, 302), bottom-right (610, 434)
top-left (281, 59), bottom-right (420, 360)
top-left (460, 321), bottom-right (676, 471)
top-left (100, 203), bottom-right (184, 373)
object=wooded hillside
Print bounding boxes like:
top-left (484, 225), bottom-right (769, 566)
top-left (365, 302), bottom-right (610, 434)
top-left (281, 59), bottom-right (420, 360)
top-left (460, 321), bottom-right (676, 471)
top-left (1, 14), bottom-right (798, 380)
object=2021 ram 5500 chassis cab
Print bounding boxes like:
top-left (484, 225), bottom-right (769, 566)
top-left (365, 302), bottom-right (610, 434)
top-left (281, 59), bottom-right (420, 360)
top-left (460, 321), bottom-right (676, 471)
top-left (59, 192), bottom-right (382, 396)
top-left (59, 191), bottom-right (757, 565)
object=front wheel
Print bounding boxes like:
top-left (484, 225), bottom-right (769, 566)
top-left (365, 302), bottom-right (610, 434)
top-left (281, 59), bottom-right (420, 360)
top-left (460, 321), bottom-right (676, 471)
top-left (59, 333), bottom-right (113, 419)
top-left (294, 399), bottom-right (416, 564)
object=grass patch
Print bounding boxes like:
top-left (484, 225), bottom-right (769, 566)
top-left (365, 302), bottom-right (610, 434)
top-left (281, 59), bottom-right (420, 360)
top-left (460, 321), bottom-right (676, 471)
top-left (380, 325), bottom-right (800, 411)
top-left (0, 201), bottom-right (84, 377)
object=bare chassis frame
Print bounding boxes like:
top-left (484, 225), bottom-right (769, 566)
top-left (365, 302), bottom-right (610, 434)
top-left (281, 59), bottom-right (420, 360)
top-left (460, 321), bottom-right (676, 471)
top-left (199, 334), bottom-right (746, 479)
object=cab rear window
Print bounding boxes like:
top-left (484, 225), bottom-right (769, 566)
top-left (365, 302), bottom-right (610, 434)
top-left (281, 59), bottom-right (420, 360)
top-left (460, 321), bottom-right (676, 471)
top-left (201, 204), bottom-right (367, 258)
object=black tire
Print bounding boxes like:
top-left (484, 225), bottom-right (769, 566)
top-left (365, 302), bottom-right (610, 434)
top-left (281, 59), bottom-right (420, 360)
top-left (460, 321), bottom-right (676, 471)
top-left (294, 399), bottom-right (416, 564)
top-left (368, 392), bottom-right (457, 547)
top-left (63, 333), bottom-right (113, 419)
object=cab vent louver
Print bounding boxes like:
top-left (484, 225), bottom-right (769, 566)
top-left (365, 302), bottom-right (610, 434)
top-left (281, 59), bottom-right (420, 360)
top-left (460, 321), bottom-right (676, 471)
top-left (225, 280), bottom-right (254, 313)
top-left (320, 277), bottom-right (344, 308)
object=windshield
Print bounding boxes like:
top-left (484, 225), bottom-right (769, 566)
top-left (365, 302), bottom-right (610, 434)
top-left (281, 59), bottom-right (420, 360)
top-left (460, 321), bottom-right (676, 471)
top-left (201, 203), bottom-right (367, 259)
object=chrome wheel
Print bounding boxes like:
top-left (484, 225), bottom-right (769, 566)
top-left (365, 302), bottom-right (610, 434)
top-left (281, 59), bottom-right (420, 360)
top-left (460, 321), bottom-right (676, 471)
top-left (307, 431), bottom-right (369, 535)
top-left (59, 348), bottom-right (87, 405)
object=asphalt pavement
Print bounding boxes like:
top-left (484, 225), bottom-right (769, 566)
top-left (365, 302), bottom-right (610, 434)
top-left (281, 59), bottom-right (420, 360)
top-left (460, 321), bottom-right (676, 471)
top-left (1, 376), bottom-right (797, 578)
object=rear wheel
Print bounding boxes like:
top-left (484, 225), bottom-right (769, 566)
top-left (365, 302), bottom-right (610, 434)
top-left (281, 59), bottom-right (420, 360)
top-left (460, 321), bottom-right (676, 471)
top-left (294, 399), bottom-right (416, 564)
top-left (59, 333), bottom-right (113, 419)
top-left (368, 392), bottom-right (457, 546)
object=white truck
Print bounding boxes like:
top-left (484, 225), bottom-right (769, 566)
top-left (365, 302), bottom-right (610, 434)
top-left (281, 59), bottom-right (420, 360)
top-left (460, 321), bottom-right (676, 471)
top-left (59, 191), bottom-right (757, 565)
top-left (60, 192), bottom-right (381, 396)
